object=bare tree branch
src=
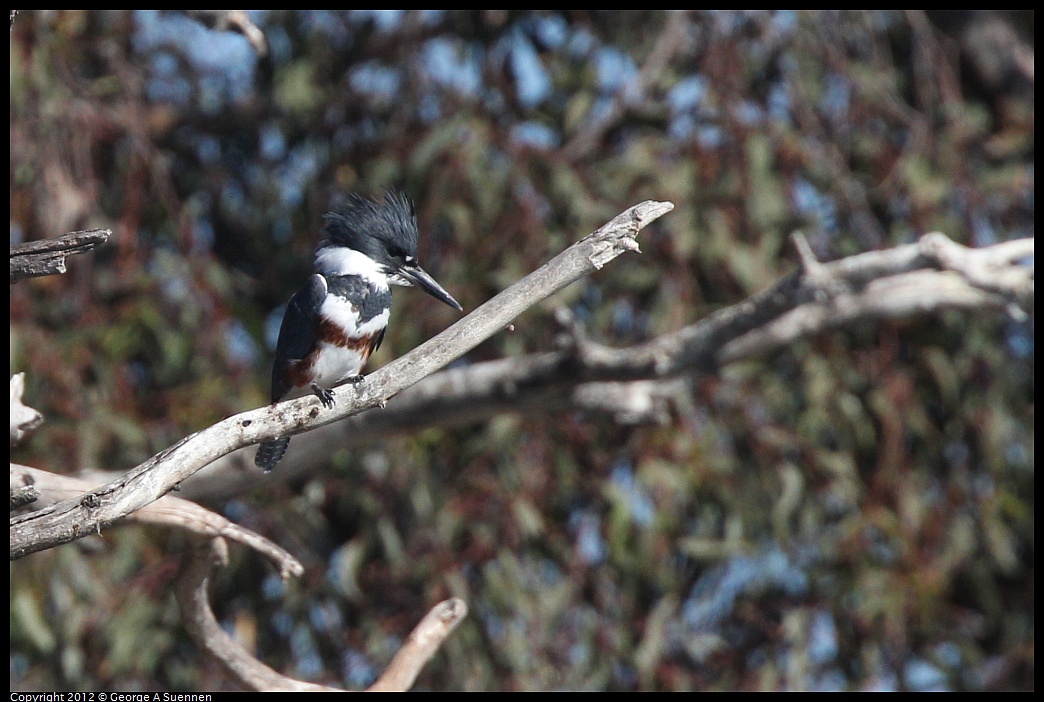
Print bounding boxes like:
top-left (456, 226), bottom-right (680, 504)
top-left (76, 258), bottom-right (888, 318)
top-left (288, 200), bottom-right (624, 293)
top-left (368, 597), bottom-right (468, 692)
top-left (175, 537), bottom-right (341, 692)
top-left (11, 464), bottom-right (303, 579)
top-left (10, 228), bottom-right (111, 282)
top-left (9, 200), bottom-right (674, 559)
top-left (12, 464), bottom-right (464, 689)
top-left (175, 536), bottom-right (466, 691)
top-left (172, 231), bottom-right (1032, 501)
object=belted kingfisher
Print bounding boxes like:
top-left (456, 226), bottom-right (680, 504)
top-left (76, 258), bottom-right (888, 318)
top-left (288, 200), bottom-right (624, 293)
top-left (255, 191), bottom-right (462, 472)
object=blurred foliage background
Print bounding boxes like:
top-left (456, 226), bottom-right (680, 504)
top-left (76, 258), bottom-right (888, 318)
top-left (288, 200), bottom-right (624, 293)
top-left (9, 10), bottom-right (1033, 691)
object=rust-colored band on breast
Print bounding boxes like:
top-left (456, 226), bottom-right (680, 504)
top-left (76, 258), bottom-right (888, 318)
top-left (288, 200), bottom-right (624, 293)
top-left (316, 315), bottom-right (377, 354)
top-left (281, 317), bottom-right (379, 392)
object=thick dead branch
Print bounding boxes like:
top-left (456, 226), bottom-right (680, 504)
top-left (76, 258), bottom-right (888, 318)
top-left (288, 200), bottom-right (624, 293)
top-left (10, 228), bottom-right (111, 282)
top-left (9, 200), bottom-right (674, 559)
top-left (176, 536), bottom-right (466, 691)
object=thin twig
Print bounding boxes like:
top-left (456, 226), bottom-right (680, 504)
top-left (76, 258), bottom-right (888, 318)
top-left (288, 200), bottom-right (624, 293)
top-left (368, 598), bottom-right (469, 691)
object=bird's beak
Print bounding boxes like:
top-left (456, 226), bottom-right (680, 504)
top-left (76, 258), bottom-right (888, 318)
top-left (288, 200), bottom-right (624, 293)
top-left (402, 263), bottom-right (463, 312)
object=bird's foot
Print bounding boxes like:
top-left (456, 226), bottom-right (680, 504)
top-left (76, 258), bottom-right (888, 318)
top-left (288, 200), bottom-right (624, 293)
top-left (310, 383), bottom-right (336, 408)
top-left (345, 374), bottom-right (365, 386)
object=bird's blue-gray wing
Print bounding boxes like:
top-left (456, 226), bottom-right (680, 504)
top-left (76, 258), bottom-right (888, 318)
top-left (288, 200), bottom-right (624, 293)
top-left (270, 274), bottom-right (327, 402)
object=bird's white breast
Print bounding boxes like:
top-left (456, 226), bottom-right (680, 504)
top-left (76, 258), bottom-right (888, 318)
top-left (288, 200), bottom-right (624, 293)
top-left (319, 294), bottom-right (390, 339)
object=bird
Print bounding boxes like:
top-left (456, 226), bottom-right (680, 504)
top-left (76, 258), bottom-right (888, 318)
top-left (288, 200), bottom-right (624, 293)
top-left (255, 191), bottom-right (462, 472)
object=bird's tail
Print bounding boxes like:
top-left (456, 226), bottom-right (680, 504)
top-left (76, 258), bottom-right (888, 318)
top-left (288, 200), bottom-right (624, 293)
top-left (255, 436), bottom-right (291, 473)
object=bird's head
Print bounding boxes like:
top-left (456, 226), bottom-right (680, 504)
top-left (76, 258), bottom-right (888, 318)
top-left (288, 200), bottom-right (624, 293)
top-left (316, 191), bottom-right (462, 311)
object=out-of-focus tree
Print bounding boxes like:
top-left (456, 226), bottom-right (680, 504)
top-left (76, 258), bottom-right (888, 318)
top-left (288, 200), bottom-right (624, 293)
top-left (10, 10), bottom-right (1033, 691)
